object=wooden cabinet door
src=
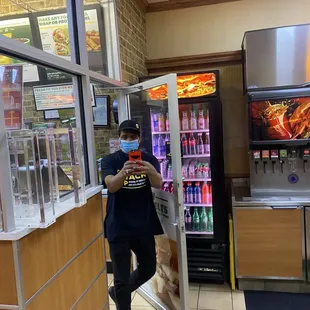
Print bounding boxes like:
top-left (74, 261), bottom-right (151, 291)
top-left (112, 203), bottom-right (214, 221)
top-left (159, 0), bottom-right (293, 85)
top-left (102, 197), bottom-right (111, 261)
top-left (234, 207), bottom-right (304, 279)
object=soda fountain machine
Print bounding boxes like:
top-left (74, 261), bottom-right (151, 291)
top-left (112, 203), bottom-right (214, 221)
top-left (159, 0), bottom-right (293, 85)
top-left (242, 24), bottom-right (310, 198)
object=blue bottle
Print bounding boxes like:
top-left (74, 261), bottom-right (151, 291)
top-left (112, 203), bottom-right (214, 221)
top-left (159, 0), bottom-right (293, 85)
top-left (186, 182), bottom-right (193, 204)
top-left (194, 182), bottom-right (201, 204)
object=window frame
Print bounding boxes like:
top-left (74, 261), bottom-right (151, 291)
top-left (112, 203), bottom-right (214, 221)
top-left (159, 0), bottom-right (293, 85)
top-left (0, 0), bottom-right (126, 232)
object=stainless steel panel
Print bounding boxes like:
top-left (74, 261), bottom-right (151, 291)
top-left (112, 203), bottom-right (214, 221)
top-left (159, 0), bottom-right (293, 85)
top-left (250, 156), bottom-right (310, 197)
top-left (243, 24), bottom-right (310, 89)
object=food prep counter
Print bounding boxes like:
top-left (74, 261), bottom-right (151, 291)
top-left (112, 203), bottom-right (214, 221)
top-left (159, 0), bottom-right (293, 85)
top-left (231, 178), bottom-right (310, 293)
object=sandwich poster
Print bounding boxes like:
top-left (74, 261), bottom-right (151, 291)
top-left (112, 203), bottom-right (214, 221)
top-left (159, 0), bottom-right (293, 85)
top-left (137, 189), bottom-right (181, 310)
top-left (0, 17), bottom-right (39, 82)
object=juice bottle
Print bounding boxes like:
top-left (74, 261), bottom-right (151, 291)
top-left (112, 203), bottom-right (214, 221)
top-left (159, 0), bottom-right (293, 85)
top-left (158, 113), bottom-right (166, 132)
top-left (192, 208), bottom-right (200, 231)
top-left (208, 184), bottom-right (212, 204)
top-left (195, 162), bottom-right (203, 178)
top-left (198, 110), bottom-right (205, 129)
top-left (182, 111), bottom-right (189, 130)
top-left (165, 112), bottom-right (170, 131)
top-left (182, 163), bottom-right (189, 178)
top-left (194, 182), bottom-right (201, 204)
top-left (199, 207), bottom-right (208, 232)
top-left (189, 133), bottom-right (196, 155)
top-left (186, 182), bottom-right (193, 203)
top-left (190, 110), bottom-right (197, 130)
top-left (185, 207), bottom-right (192, 231)
top-left (181, 134), bottom-right (188, 155)
top-left (197, 133), bottom-right (204, 154)
top-left (202, 162), bottom-right (210, 178)
top-left (201, 182), bottom-right (208, 203)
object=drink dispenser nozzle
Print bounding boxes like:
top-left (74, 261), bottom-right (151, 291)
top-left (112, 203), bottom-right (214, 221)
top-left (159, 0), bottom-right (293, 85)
top-left (252, 150), bottom-right (261, 174)
top-left (279, 149), bottom-right (288, 173)
top-left (270, 150), bottom-right (279, 174)
top-left (261, 150), bottom-right (270, 174)
top-left (288, 148), bottom-right (297, 172)
top-left (302, 148), bottom-right (310, 173)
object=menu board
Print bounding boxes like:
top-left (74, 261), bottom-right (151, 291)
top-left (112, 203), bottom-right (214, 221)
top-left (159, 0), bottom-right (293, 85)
top-left (33, 83), bottom-right (95, 111)
top-left (0, 17), bottom-right (39, 82)
top-left (147, 73), bottom-right (217, 100)
top-left (2, 65), bottom-right (24, 130)
top-left (37, 9), bottom-right (101, 81)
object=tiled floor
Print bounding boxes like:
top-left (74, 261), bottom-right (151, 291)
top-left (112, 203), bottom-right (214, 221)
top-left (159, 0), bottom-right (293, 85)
top-left (107, 274), bottom-right (246, 310)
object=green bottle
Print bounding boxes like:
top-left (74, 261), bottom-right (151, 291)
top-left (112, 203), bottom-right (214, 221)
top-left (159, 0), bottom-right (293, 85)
top-left (199, 207), bottom-right (208, 232)
top-left (208, 208), bottom-right (214, 232)
top-left (192, 208), bottom-right (200, 231)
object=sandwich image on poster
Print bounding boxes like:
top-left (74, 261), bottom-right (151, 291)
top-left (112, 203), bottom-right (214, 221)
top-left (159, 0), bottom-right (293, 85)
top-left (138, 189), bottom-right (181, 310)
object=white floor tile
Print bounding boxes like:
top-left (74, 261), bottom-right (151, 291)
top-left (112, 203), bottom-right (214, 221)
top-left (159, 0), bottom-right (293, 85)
top-left (189, 290), bottom-right (199, 309)
top-left (198, 290), bottom-right (233, 310)
top-left (132, 292), bottom-right (153, 307)
top-left (189, 282), bottom-right (200, 291)
top-left (107, 273), bottom-right (114, 287)
top-left (232, 290), bottom-right (246, 310)
top-left (200, 283), bottom-right (231, 292)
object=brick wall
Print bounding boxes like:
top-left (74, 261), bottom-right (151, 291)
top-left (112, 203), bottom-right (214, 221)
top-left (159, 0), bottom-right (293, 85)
top-left (1, 0), bottom-right (148, 157)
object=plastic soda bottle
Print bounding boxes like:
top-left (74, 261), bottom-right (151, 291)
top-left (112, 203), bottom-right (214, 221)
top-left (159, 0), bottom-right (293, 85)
top-left (189, 133), bottom-right (196, 155)
top-left (204, 134), bottom-right (210, 154)
top-left (208, 184), bottom-right (212, 204)
top-left (208, 208), bottom-right (213, 232)
top-left (151, 111), bottom-right (159, 132)
top-left (182, 111), bottom-right (189, 130)
top-left (165, 113), bottom-right (170, 131)
top-left (194, 182), bottom-right (202, 204)
top-left (167, 162), bottom-right (173, 179)
top-left (163, 183), bottom-right (170, 192)
top-left (186, 182), bottom-right (193, 203)
top-left (158, 113), bottom-right (165, 132)
top-left (192, 208), bottom-right (200, 231)
top-left (190, 110), bottom-right (197, 130)
top-left (185, 207), bottom-right (192, 231)
top-left (158, 135), bottom-right (165, 156)
top-left (199, 207), bottom-right (208, 232)
top-left (198, 110), bottom-right (205, 129)
top-left (169, 182), bottom-right (174, 193)
top-left (197, 133), bottom-right (204, 154)
top-left (183, 184), bottom-right (187, 203)
top-left (201, 182), bottom-right (208, 203)
top-left (181, 134), bottom-right (188, 155)
top-left (153, 135), bottom-right (159, 156)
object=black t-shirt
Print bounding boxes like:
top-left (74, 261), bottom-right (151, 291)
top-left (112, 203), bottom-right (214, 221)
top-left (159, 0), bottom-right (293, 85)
top-left (101, 150), bottom-right (164, 242)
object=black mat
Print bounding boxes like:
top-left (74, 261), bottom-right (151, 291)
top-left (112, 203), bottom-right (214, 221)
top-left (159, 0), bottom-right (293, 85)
top-left (244, 291), bottom-right (310, 310)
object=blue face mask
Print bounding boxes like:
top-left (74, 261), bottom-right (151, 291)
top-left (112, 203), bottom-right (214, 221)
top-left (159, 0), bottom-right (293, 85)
top-left (120, 139), bottom-right (139, 153)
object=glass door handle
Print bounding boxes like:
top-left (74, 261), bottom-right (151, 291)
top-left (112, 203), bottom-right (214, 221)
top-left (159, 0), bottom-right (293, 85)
top-left (168, 222), bottom-right (178, 227)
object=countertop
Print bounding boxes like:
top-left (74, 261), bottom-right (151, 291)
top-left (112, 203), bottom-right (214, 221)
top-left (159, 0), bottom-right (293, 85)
top-left (232, 178), bottom-right (310, 207)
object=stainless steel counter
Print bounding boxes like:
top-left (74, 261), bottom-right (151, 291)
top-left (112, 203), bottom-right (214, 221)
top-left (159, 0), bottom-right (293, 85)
top-left (232, 178), bottom-right (310, 207)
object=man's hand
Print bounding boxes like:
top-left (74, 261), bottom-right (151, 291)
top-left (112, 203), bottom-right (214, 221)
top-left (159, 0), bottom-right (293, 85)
top-left (133, 160), bottom-right (162, 189)
top-left (120, 160), bottom-right (137, 177)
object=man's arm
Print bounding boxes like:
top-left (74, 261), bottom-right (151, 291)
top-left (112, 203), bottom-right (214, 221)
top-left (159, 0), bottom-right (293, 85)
top-left (102, 158), bottom-right (136, 193)
top-left (147, 169), bottom-right (162, 189)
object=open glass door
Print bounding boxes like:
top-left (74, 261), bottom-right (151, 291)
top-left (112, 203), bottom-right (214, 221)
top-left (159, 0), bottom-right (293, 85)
top-left (118, 74), bottom-right (189, 310)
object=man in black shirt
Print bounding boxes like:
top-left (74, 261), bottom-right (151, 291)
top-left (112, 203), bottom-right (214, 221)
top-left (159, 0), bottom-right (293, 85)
top-left (101, 120), bottom-right (163, 310)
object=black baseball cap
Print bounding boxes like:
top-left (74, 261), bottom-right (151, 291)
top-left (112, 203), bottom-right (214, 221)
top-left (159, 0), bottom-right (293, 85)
top-left (119, 120), bottom-right (141, 135)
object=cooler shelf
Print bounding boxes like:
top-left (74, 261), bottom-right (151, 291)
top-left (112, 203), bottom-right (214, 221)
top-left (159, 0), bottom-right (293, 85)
top-left (186, 231), bottom-right (213, 235)
top-left (156, 154), bottom-right (210, 160)
top-left (152, 129), bottom-right (210, 135)
top-left (163, 178), bottom-right (211, 182)
top-left (185, 204), bottom-right (212, 207)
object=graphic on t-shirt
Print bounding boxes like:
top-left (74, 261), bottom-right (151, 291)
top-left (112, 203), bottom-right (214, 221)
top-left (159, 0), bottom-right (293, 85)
top-left (118, 170), bottom-right (147, 189)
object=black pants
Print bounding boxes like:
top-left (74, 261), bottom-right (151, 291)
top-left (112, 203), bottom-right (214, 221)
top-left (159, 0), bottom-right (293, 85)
top-left (109, 235), bottom-right (156, 310)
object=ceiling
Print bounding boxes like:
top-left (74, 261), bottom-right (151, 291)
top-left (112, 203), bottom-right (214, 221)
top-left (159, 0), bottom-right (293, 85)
top-left (139, 0), bottom-right (241, 13)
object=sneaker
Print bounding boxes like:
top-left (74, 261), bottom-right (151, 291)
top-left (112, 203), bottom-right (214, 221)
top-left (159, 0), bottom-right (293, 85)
top-left (109, 286), bottom-right (116, 304)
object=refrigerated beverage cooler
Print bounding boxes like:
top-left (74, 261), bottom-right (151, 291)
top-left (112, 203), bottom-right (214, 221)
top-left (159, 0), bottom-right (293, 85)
top-left (134, 71), bottom-right (227, 283)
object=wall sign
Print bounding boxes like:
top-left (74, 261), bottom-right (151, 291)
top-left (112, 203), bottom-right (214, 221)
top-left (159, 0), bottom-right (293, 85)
top-left (33, 83), bottom-right (95, 111)
top-left (0, 17), bottom-right (39, 83)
